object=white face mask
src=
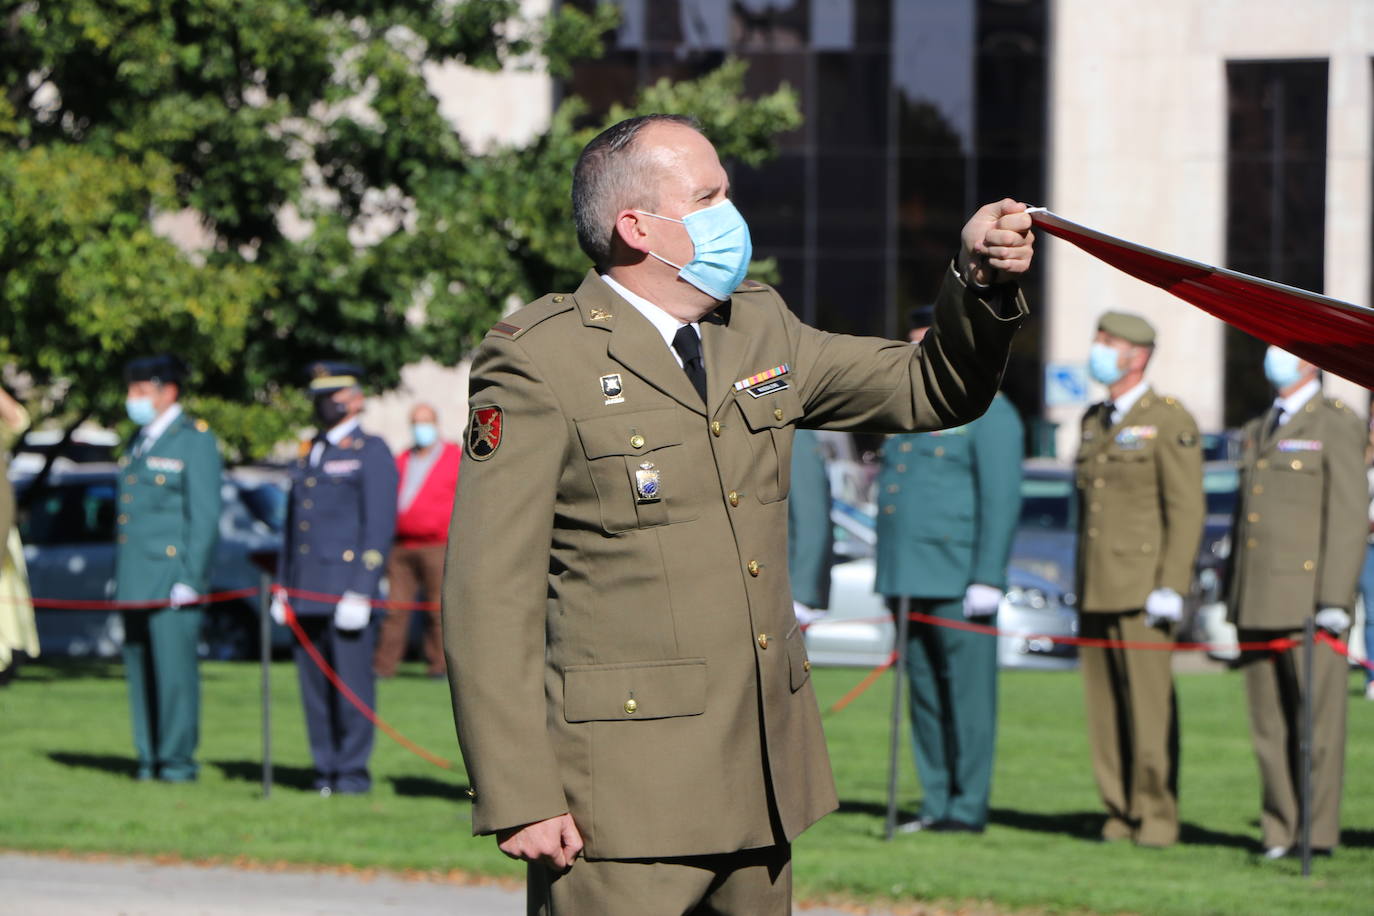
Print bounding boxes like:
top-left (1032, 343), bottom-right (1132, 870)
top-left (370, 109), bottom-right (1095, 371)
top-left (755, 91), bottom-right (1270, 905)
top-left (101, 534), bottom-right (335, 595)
top-left (635, 199), bottom-right (753, 301)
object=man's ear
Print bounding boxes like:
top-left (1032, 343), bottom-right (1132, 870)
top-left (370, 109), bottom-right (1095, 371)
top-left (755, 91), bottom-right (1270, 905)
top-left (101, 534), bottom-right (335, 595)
top-left (613, 209), bottom-right (654, 255)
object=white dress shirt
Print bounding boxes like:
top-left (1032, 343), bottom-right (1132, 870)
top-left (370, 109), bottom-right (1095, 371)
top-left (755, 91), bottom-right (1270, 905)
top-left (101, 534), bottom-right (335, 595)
top-left (601, 273), bottom-right (701, 367)
top-left (135, 403), bottom-right (183, 456)
top-left (310, 416), bottom-right (360, 467)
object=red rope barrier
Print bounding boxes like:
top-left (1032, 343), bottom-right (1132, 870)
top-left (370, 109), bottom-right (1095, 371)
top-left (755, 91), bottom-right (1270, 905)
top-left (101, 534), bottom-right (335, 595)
top-left (29, 587), bottom-right (259, 610)
top-left (275, 589), bottom-right (455, 771)
top-left (824, 652), bottom-right (896, 717)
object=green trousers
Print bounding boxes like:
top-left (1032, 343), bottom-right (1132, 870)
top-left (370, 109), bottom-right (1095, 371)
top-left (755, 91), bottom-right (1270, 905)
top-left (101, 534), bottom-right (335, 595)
top-left (121, 606), bottom-right (202, 780)
top-left (898, 596), bottom-right (999, 827)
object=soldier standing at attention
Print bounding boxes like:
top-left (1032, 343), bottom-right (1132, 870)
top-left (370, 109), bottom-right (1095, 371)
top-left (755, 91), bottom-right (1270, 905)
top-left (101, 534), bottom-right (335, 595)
top-left (272, 363), bottom-right (397, 796)
top-left (116, 355), bottom-right (222, 782)
top-left (1227, 347), bottom-right (1366, 859)
top-left (1075, 312), bottom-right (1204, 848)
top-left (874, 304), bottom-right (1024, 835)
top-left (443, 113), bottom-right (1035, 914)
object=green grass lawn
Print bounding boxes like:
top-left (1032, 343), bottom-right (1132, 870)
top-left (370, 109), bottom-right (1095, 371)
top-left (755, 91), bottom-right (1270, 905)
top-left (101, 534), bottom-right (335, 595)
top-left (2, 657), bottom-right (1372, 914)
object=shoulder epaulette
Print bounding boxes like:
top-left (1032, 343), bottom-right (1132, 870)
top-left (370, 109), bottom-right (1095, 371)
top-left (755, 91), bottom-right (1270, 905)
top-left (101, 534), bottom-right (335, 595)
top-left (488, 293), bottom-right (576, 340)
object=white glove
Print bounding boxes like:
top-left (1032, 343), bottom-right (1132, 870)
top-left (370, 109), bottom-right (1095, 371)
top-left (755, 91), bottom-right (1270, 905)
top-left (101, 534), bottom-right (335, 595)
top-left (333, 591), bottom-right (373, 631)
top-left (169, 582), bottom-right (199, 607)
top-left (963, 584), bottom-right (1003, 618)
top-left (269, 594), bottom-right (288, 626)
top-left (793, 601), bottom-right (828, 625)
top-left (1314, 606), bottom-right (1351, 635)
top-left (1145, 588), bottom-right (1183, 626)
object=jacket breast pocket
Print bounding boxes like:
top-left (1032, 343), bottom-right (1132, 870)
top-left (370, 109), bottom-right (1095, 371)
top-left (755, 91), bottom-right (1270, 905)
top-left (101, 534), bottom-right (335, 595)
top-left (563, 658), bottom-right (707, 722)
top-left (735, 386), bottom-right (805, 504)
top-left (576, 408), bottom-right (698, 533)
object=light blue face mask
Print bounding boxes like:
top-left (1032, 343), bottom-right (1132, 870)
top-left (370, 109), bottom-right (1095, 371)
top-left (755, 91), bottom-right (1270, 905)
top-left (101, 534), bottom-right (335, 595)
top-left (126, 397), bottom-right (157, 426)
top-left (636, 199), bottom-right (753, 301)
top-left (1088, 342), bottom-right (1126, 386)
top-left (1263, 346), bottom-right (1303, 390)
top-left (412, 422), bottom-right (438, 448)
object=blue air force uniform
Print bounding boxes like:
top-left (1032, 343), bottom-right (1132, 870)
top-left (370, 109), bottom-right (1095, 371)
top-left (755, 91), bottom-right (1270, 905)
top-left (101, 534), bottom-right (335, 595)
top-left (874, 391), bottom-right (1023, 830)
top-left (281, 363), bottom-right (398, 794)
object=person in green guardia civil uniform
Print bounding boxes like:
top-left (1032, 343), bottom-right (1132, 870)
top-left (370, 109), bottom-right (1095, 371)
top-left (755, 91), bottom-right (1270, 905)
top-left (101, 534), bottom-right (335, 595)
top-left (788, 428), bottom-right (833, 623)
top-left (874, 305), bottom-right (1024, 834)
top-left (116, 355), bottom-right (222, 782)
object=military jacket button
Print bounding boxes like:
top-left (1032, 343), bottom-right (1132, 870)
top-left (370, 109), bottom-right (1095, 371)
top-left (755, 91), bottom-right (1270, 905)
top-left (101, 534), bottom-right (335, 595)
top-left (711, 421), bottom-right (722, 437)
top-left (757, 633), bottom-right (769, 649)
top-left (343, 550), bottom-right (355, 562)
top-left (122, 493), bottom-right (133, 504)
top-left (900, 442), bottom-right (912, 453)
top-left (303, 499), bottom-right (314, 509)
top-left (1302, 560), bottom-right (1315, 571)
top-left (1257, 459), bottom-right (1268, 470)
top-left (934, 447), bottom-right (945, 457)
top-left (630, 434), bottom-right (645, 449)
top-left (165, 545), bottom-right (177, 557)
top-left (1290, 459), bottom-right (1302, 470)
top-left (1247, 538), bottom-right (1258, 549)
top-left (299, 521), bottom-right (310, 531)
top-left (465, 787), bottom-right (477, 799)
top-left (1252, 485), bottom-right (1263, 495)
top-left (126, 474), bottom-right (137, 485)
top-left (300, 544), bottom-right (311, 555)
top-left (1247, 512), bottom-right (1260, 523)
top-left (747, 560), bottom-right (760, 577)
top-left (883, 505), bottom-right (895, 515)
top-left (305, 477), bottom-right (317, 487)
top-left (155, 474), bottom-right (166, 485)
top-left (728, 490), bottom-right (739, 507)
top-left (623, 698), bottom-right (638, 715)
top-left (773, 407), bottom-right (784, 421)
top-left (118, 514), bottom-right (129, 525)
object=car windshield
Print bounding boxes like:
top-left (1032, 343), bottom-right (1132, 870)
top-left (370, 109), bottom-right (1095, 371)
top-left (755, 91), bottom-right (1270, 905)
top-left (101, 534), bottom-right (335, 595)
top-left (1204, 465), bottom-right (1239, 517)
top-left (1019, 475), bottom-right (1075, 530)
top-left (20, 482), bottom-right (117, 545)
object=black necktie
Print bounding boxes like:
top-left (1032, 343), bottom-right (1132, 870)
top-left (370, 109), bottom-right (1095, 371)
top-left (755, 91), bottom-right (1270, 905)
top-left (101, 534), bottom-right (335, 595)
top-left (1264, 406), bottom-right (1285, 440)
top-left (672, 325), bottom-right (707, 403)
top-left (1101, 402), bottom-right (1115, 431)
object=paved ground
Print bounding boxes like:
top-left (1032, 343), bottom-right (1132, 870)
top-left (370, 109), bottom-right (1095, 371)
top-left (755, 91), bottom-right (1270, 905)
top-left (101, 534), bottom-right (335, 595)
top-left (0, 852), bottom-right (887, 915)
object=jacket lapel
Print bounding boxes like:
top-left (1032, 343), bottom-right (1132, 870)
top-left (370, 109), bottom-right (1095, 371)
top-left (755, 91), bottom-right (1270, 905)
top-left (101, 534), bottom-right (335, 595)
top-left (700, 306), bottom-right (750, 419)
top-left (575, 272), bottom-right (709, 417)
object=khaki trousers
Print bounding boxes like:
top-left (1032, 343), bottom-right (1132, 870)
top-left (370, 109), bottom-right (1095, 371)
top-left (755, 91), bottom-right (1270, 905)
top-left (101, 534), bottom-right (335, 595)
top-left (373, 542), bottom-right (446, 677)
top-left (527, 844), bottom-right (791, 916)
top-left (1237, 628), bottom-right (1348, 850)
top-left (1079, 610), bottom-right (1179, 846)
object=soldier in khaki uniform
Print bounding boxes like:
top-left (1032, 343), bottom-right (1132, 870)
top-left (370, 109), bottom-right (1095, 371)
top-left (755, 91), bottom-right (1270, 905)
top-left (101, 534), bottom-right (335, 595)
top-left (1228, 347), bottom-right (1367, 858)
top-left (1075, 312), bottom-right (1204, 847)
top-left (442, 114), bottom-right (1036, 915)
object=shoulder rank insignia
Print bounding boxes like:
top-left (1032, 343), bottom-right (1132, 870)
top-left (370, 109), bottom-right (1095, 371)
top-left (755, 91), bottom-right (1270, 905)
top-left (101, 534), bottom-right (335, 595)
top-left (492, 321), bottom-right (521, 337)
top-left (194, 418), bottom-right (210, 432)
top-left (467, 406), bottom-right (503, 460)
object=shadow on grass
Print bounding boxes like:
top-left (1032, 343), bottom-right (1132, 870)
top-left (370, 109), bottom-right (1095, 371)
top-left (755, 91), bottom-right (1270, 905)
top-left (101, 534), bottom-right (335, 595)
top-left (389, 775), bottom-right (472, 802)
top-left (17, 660), bottom-right (126, 682)
top-left (986, 807), bottom-right (1256, 849)
top-left (210, 759), bottom-right (319, 791)
top-left (48, 751), bottom-right (139, 777)
top-left (1342, 828), bottom-right (1374, 849)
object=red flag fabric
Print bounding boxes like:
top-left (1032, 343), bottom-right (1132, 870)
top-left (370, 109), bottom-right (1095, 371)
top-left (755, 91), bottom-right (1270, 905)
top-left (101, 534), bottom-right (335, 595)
top-left (1028, 208), bottom-right (1374, 388)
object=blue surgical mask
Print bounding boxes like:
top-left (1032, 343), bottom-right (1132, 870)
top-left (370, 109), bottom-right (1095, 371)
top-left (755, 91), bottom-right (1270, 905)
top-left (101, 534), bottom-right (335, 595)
top-left (412, 423), bottom-right (438, 448)
top-left (1088, 342), bottom-right (1126, 386)
top-left (637, 199), bottom-right (753, 301)
top-left (1263, 346), bottom-right (1302, 390)
top-left (126, 397), bottom-right (157, 426)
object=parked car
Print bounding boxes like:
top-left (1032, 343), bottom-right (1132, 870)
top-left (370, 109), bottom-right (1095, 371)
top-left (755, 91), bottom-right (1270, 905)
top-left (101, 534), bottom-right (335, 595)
top-left (13, 463), bottom-right (290, 659)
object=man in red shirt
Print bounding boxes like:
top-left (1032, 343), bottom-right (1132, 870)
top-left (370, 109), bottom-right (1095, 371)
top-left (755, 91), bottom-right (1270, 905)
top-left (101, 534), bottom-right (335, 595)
top-left (374, 402), bottom-right (461, 677)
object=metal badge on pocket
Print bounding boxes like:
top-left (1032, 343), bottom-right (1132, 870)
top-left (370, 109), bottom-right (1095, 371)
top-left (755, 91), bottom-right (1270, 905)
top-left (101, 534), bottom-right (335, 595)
top-left (634, 461), bottom-right (662, 503)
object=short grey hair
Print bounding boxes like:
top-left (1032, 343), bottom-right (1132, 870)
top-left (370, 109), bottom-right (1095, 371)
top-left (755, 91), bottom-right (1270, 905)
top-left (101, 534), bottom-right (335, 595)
top-left (572, 114), bottom-right (702, 269)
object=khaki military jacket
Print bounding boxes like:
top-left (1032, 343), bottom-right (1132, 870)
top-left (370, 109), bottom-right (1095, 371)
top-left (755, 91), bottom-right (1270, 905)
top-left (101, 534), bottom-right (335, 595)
top-left (1075, 388), bottom-right (1203, 612)
top-left (444, 266), bottom-right (1025, 860)
top-left (1227, 393), bottom-right (1367, 630)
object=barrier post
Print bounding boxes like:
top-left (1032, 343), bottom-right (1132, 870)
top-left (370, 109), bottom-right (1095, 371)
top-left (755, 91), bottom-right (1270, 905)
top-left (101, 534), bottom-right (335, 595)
top-left (1299, 616), bottom-right (1314, 876)
top-left (884, 596), bottom-right (910, 841)
top-left (258, 572), bottom-right (273, 799)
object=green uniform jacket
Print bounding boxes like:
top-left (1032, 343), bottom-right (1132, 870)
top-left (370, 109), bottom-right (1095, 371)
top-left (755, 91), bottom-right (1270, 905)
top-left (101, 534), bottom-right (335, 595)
top-left (1074, 389), bottom-right (1203, 612)
top-left (874, 393), bottom-right (1024, 598)
top-left (443, 266), bottom-right (1025, 860)
top-left (1227, 394), bottom-right (1367, 629)
top-left (115, 413), bottom-right (223, 601)
top-left (787, 428), bottom-right (832, 609)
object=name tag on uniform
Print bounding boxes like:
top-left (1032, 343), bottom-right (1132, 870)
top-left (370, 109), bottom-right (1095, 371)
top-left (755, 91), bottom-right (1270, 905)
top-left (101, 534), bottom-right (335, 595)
top-left (746, 379), bottom-right (790, 398)
top-left (322, 459), bottom-right (361, 475)
top-left (1277, 439), bottom-right (1322, 452)
top-left (146, 457), bottom-right (184, 472)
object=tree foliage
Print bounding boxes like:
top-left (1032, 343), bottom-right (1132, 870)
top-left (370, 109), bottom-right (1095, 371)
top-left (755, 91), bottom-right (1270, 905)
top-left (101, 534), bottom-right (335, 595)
top-left (0, 1), bottom-right (800, 460)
